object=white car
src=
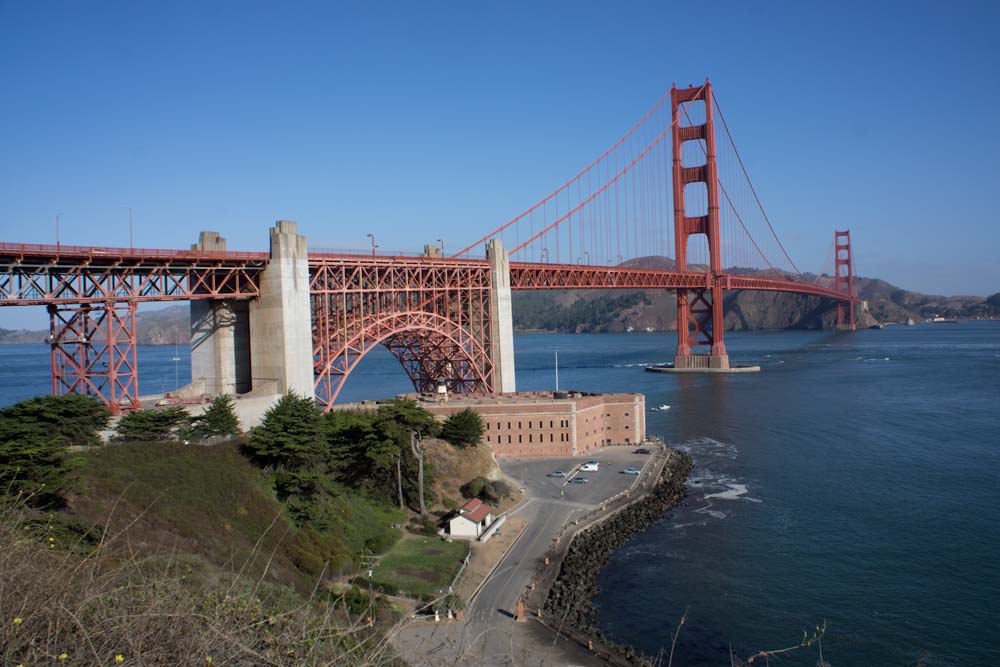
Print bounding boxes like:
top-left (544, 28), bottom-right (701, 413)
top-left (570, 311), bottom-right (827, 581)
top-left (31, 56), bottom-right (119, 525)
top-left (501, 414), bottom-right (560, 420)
top-left (580, 462), bottom-right (599, 472)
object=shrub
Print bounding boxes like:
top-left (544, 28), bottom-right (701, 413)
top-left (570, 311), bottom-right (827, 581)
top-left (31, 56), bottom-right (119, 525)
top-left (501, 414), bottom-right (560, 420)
top-left (440, 408), bottom-right (483, 448)
top-left (341, 585), bottom-right (370, 615)
top-left (0, 430), bottom-right (72, 506)
top-left (115, 406), bottom-right (191, 442)
top-left (460, 476), bottom-right (512, 505)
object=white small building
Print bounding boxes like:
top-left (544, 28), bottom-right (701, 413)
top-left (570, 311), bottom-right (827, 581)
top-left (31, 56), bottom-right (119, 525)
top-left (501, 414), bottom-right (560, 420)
top-left (448, 498), bottom-right (495, 539)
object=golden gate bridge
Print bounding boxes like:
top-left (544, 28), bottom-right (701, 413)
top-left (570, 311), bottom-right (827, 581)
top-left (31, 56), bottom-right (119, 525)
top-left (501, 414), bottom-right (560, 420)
top-left (0, 80), bottom-right (857, 412)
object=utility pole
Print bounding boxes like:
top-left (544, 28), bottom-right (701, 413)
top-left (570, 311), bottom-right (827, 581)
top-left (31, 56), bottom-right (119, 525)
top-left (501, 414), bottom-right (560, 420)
top-left (555, 349), bottom-right (559, 391)
top-left (359, 549), bottom-right (377, 627)
top-left (122, 206), bottom-right (133, 249)
top-left (396, 453), bottom-right (404, 510)
top-left (409, 431), bottom-right (427, 516)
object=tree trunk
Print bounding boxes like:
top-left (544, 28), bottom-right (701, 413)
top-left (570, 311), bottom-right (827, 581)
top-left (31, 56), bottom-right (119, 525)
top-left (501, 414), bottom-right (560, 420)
top-left (396, 454), bottom-right (405, 511)
top-left (409, 431), bottom-right (427, 517)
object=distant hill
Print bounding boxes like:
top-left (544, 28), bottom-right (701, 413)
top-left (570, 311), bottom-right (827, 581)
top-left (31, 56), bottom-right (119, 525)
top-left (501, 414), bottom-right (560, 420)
top-left (512, 258), bottom-right (1000, 332)
top-left (0, 304), bottom-right (189, 345)
top-left (1, 279), bottom-right (996, 345)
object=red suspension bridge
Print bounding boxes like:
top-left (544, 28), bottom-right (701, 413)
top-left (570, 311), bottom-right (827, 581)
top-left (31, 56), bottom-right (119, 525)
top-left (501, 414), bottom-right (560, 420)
top-left (0, 80), bottom-right (857, 412)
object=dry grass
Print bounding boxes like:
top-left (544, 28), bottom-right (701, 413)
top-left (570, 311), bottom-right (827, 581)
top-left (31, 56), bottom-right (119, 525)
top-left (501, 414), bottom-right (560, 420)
top-left (0, 493), bottom-right (401, 666)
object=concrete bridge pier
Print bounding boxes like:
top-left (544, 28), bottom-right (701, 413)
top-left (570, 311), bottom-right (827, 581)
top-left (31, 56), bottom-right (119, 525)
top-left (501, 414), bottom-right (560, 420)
top-left (189, 232), bottom-right (252, 395)
top-left (487, 238), bottom-right (516, 393)
top-left (187, 222), bottom-right (313, 400)
top-left (248, 220), bottom-right (315, 398)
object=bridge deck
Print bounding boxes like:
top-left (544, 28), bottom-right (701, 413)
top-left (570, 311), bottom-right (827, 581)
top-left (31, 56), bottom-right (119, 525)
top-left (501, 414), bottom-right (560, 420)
top-left (0, 243), bottom-right (851, 306)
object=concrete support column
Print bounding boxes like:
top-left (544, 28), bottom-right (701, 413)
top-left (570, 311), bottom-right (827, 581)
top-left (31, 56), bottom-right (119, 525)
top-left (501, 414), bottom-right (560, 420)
top-left (486, 239), bottom-right (516, 394)
top-left (190, 300), bottom-right (245, 394)
top-left (249, 220), bottom-right (314, 398)
top-left (189, 232), bottom-right (251, 396)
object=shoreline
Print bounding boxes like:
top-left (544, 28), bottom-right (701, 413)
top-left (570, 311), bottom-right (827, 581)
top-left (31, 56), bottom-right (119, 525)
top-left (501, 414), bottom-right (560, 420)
top-left (538, 448), bottom-right (692, 665)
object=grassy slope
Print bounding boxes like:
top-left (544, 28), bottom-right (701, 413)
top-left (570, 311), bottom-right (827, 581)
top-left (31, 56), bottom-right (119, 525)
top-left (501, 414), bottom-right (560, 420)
top-left (69, 441), bottom-right (402, 592)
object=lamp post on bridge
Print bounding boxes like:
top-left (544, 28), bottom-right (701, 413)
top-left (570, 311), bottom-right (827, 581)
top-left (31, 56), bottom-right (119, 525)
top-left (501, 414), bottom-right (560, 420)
top-left (55, 212), bottom-right (62, 248)
top-left (366, 233), bottom-right (377, 256)
top-left (436, 238), bottom-right (444, 255)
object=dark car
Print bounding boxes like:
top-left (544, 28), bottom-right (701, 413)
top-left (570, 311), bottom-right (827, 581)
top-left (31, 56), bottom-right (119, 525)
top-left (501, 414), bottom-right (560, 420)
top-left (633, 448), bottom-right (652, 455)
top-left (570, 477), bottom-right (589, 484)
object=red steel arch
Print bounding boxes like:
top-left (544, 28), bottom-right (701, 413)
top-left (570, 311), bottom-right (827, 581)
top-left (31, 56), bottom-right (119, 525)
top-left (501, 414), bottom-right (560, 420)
top-left (309, 254), bottom-right (496, 410)
top-left (312, 310), bottom-right (493, 409)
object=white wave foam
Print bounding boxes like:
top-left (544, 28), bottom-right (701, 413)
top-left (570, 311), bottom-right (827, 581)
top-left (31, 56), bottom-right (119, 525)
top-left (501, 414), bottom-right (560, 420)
top-left (704, 483), bottom-right (748, 501)
top-left (694, 503), bottom-right (727, 520)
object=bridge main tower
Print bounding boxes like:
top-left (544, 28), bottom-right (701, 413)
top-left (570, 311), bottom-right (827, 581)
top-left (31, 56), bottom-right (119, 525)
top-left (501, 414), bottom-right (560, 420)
top-left (834, 230), bottom-right (856, 330)
top-left (671, 81), bottom-right (729, 370)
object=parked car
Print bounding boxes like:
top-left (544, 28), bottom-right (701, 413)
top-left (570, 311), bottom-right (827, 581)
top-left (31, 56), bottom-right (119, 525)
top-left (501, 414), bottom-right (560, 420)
top-left (622, 468), bottom-right (641, 475)
top-left (580, 462), bottom-right (599, 472)
top-left (570, 477), bottom-right (589, 484)
top-left (633, 448), bottom-right (652, 455)
top-left (547, 471), bottom-right (567, 478)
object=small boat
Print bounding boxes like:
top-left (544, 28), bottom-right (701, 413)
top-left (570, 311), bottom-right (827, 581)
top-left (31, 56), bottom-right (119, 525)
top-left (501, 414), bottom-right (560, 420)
top-left (651, 404), bottom-right (671, 412)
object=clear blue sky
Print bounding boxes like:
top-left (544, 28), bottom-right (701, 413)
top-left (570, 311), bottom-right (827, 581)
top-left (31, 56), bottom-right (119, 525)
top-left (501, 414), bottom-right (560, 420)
top-left (1, 1), bottom-right (998, 327)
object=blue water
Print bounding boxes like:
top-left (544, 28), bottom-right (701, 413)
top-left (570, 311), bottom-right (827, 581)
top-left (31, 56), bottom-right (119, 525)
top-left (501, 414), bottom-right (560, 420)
top-left (1, 324), bottom-right (998, 665)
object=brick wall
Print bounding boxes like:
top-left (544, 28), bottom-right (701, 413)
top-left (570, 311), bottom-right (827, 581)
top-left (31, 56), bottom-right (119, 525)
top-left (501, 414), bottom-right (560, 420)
top-left (422, 392), bottom-right (645, 458)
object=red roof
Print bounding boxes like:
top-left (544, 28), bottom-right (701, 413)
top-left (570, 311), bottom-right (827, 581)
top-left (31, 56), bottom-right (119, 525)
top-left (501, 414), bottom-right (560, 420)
top-left (462, 498), bottom-right (482, 512)
top-left (459, 497), bottom-right (494, 523)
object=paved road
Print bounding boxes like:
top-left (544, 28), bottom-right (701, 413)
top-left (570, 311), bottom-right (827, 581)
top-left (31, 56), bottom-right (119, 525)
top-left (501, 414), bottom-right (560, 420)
top-left (394, 446), bottom-right (654, 667)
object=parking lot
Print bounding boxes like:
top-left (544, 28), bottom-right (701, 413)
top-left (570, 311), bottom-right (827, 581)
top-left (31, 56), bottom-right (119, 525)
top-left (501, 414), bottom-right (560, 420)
top-left (395, 444), bottom-right (660, 667)
top-left (500, 445), bottom-right (655, 508)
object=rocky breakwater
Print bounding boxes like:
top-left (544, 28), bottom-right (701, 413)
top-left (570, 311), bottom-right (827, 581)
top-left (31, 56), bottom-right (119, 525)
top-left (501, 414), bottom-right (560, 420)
top-left (543, 448), bottom-right (692, 663)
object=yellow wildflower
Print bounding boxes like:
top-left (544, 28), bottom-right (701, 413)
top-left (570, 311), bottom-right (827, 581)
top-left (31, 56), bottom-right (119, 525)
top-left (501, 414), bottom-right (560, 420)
top-left (116, 655), bottom-right (124, 663)
top-left (59, 653), bottom-right (69, 660)
top-left (13, 617), bottom-right (23, 625)
top-left (206, 658), bottom-right (213, 665)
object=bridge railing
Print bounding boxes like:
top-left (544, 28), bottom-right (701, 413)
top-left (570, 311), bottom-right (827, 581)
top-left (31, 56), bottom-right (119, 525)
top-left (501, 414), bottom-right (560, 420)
top-left (308, 246), bottom-right (486, 260)
top-left (0, 242), bottom-right (269, 262)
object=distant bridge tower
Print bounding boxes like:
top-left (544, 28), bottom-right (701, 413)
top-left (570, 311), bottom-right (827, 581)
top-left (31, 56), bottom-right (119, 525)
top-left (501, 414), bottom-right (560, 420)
top-left (834, 230), bottom-right (856, 330)
top-left (671, 81), bottom-right (729, 370)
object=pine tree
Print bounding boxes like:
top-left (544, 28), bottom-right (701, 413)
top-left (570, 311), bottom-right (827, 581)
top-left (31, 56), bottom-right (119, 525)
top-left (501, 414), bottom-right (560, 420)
top-left (0, 394), bottom-right (110, 448)
top-left (245, 392), bottom-right (323, 470)
top-left (193, 395), bottom-right (241, 437)
top-left (0, 394), bottom-right (110, 507)
top-left (440, 408), bottom-right (483, 448)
